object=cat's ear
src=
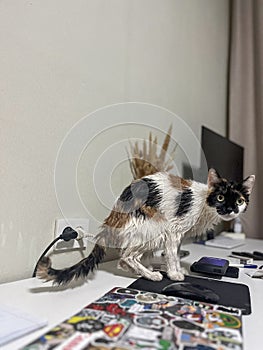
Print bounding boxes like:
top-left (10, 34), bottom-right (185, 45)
top-left (207, 168), bottom-right (221, 189)
top-left (242, 175), bottom-right (255, 195)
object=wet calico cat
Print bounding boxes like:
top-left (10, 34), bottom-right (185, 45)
top-left (37, 168), bottom-right (255, 285)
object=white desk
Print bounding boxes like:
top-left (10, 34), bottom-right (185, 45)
top-left (0, 238), bottom-right (262, 350)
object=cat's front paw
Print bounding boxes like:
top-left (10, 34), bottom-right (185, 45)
top-left (149, 271), bottom-right (163, 281)
top-left (167, 270), bottom-right (185, 281)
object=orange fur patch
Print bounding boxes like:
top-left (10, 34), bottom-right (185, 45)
top-left (104, 210), bottom-right (130, 229)
top-left (169, 174), bottom-right (192, 190)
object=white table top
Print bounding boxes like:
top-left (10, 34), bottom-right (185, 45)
top-left (0, 238), bottom-right (262, 350)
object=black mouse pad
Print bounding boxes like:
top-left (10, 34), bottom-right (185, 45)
top-left (128, 273), bottom-right (251, 315)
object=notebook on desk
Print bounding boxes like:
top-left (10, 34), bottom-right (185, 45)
top-left (22, 287), bottom-right (244, 350)
top-left (205, 236), bottom-right (245, 249)
top-left (0, 305), bottom-right (47, 346)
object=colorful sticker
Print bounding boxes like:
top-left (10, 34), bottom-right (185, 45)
top-left (22, 287), bottom-right (243, 350)
top-left (115, 288), bottom-right (139, 296)
top-left (103, 323), bottom-right (124, 338)
top-left (205, 311), bottom-right (241, 329)
top-left (171, 319), bottom-right (204, 333)
top-left (134, 315), bottom-right (168, 329)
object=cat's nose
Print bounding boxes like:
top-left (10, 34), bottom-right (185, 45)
top-left (226, 207), bottom-right (233, 214)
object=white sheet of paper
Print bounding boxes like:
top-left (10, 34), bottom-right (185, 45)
top-left (0, 305), bottom-right (47, 346)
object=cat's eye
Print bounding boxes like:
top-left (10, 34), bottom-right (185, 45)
top-left (217, 194), bottom-right (224, 202)
top-left (236, 198), bottom-right (245, 206)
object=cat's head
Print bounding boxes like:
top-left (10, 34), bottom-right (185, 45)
top-left (206, 168), bottom-right (255, 221)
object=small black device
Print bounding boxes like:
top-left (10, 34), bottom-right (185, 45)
top-left (225, 266), bottom-right (239, 278)
top-left (190, 257), bottom-right (229, 276)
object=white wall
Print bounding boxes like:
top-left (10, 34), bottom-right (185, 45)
top-left (0, 0), bottom-right (229, 283)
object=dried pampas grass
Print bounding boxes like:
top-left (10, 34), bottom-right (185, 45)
top-left (128, 125), bottom-right (177, 180)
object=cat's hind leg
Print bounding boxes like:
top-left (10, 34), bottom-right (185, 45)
top-left (120, 248), bottom-right (163, 281)
top-left (118, 253), bottom-right (154, 273)
top-left (117, 259), bottom-right (136, 273)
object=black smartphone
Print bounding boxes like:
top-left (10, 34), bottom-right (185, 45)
top-left (190, 257), bottom-right (229, 276)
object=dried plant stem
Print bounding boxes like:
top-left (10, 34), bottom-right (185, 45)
top-left (128, 125), bottom-right (177, 179)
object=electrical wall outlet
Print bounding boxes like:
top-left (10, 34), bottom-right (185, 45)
top-left (54, 218), bottom-right (90, 251)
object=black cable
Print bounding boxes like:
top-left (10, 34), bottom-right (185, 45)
top-left (32, 227), bottom-right (78, 277)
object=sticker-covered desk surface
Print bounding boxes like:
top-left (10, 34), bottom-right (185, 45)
top-left (22, 287), bottom-right (243, 350)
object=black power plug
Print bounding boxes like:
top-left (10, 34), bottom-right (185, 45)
top-left (60, 227), bottom-right (78, 241)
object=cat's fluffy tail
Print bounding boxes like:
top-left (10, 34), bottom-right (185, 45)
top-left (36, 244), bottom-right (106, 285)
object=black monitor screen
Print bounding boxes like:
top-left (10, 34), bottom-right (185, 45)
top-left (201, 126), bottom-right (244, 182)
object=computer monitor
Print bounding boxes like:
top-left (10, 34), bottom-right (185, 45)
top-left (201, 126), bottom-right (244, 182)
